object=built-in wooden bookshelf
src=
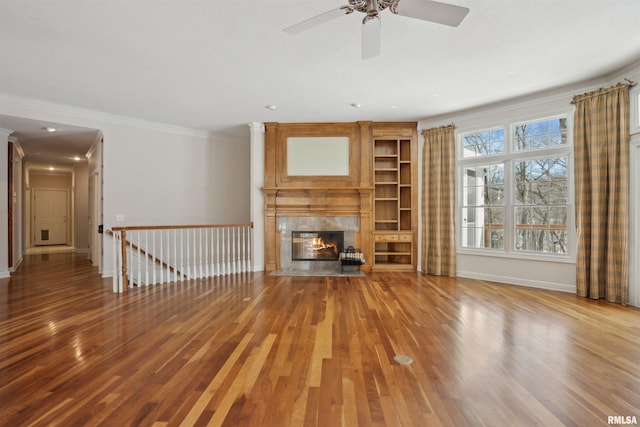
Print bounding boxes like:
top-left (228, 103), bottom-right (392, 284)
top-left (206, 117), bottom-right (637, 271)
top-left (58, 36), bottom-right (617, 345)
top-left (372, 124), bottom-right (417, 270)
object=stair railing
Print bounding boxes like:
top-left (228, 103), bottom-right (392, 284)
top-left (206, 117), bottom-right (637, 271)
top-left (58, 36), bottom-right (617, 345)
top-left (109, 223), bottom-right (253, 293)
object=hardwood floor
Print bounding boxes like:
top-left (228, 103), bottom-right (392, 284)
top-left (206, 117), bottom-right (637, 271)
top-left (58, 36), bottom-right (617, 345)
top-left (1, 253), bottom-right (639, 426)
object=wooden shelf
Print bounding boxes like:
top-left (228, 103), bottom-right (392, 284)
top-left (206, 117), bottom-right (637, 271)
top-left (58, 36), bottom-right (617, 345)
top-left (372, 127), bottom-right (417, 271)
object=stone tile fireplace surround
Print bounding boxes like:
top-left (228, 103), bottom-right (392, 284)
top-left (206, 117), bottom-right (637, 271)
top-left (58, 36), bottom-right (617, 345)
top-left (278, 216), bottom-right (358, 273)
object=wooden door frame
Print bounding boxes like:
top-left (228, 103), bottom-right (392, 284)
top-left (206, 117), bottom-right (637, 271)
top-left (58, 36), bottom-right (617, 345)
top-left (7, 142), bottom-right (13, 266)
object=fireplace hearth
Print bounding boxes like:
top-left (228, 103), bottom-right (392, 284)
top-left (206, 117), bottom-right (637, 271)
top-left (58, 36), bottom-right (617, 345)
top-left (292, 231), bottom-right (344, 261)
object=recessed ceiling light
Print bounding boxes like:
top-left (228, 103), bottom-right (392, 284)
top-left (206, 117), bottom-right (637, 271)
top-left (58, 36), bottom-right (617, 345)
top-left (73, 156), bottom-right (82, 161)
top-left (48, 167), bottom-right (55, 171)
top-left (391, 105), bottom-right (398, 109)
top-left (350, 102), bottom-right (362, 108)
top-left (265, 105), bottom-right (277, 110)
top-left (44, 127), bottom-right (57, 132)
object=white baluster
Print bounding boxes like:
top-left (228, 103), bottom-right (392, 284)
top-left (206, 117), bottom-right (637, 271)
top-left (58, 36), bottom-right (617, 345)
top-left (219, 227), bottom-right (224, 276)
top-left (227, 227), bottom-right (232, 274)
top-left (246, 225), bottom-right (251, 272)
top-left (198, 228), bottom-right (201, 278)
top-left (127, 244), bottom-right (132, 287)
top-left (238, 227), bottom-right (243, 273)
top-left (247, 226), bottom-right (253, 271)
top-left (216, 227), bottom-right (221, 276)
top-left (231, 227), bottom-right (237, 274)
top-left (152, 230), bottom-right (156, 285)
top-left (159, 230), bottom-right (162, 283)
top-left (185, 228), bottom-right (189, 279)
top-left (231, 227), bottom-right (235, 274)
top-left (211, 228), bottom-right (218, 276)
top-left (192, 228), bottom-right (196, 279)
top-left (205, 228), bottom-right (209, 278)
top-left (174, 229), bottom-right (179, 282)
top-left (241, 226), bottom-right (247, 273)
top-left (134, 231), bottom-right (139, 286)
top-left (145, 231), bottom-right (149, 285)
top-left (181, 229), bottom-right (185, 281)
top-left (112, 231), bottom-right (119, 292)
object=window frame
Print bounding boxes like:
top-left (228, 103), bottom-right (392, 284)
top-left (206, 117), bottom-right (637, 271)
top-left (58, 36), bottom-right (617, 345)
top-left (456, 114), bottom-right (575, 262)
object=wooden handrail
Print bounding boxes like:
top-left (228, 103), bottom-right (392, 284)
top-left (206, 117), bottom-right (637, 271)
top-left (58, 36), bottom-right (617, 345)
top-left (111, 222), bottom-right (253, 232)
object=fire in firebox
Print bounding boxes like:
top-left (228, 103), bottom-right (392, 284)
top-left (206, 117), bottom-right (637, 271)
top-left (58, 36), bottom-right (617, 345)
top-left (291, 231), bottom-right (344, 261)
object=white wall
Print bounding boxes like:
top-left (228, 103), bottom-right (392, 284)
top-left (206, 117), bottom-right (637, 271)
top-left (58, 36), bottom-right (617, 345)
top-left (10, 140), bottom-right (24, 270)
top-left (419, 61), bottom-right (640, 299)
top-left (0, 128), bottom-right (10, 278)
top-left (0, 96), bottom-right (251, 277)
top-left (87, 133), bottom-right (102, 270)
top-left (74, 162), bottom-right (89, 253)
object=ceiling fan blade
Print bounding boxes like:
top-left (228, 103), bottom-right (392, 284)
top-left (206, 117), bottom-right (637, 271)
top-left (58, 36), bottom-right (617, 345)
top-left (283, 7), bottom-right (349, 35)
top-left (362, 16), bottom-right (381, 59)
top-left (393, 0), bottom-right (469, 27)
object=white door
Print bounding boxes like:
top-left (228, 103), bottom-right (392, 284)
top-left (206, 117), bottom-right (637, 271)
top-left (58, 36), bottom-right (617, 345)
top-left (34, 189), bottom-right (69, 246)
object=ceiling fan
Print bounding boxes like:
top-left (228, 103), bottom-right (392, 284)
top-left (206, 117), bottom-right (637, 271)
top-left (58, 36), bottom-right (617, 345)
top-left (284, 0), bottom-right (469, 59)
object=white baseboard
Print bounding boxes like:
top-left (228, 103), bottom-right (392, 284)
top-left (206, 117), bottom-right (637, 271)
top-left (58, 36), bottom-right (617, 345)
top-left (0, 270), bottom-right (10, 279)
top-left (9, 257), bottom-right (24, 273)
top-left (76, 248), bottom-right (89, 254)
top-left (456, 270), bottom-right (576, 293)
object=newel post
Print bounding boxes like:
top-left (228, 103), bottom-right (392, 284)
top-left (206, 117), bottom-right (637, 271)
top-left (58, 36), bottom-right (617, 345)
top-left (120, 230), bottom-right (128, 289)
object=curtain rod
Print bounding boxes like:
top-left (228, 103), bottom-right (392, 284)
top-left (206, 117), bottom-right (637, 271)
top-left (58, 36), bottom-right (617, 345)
top-left (421, 123), bottom-right (455, 133)
top-left (571, 79), bottom-right (637, 104)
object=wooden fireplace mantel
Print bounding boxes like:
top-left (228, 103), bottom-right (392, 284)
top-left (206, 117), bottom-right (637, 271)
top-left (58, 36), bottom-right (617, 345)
top-left (262, 186), bottom-right (374, 214)
top-left (262, 186), bottom-right (374, 272)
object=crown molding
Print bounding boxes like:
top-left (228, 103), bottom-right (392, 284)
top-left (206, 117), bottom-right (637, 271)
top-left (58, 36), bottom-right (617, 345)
top-left (0, 93), bottom-right (233, 141)
top-left (248, 122), bottom-right (265, 133)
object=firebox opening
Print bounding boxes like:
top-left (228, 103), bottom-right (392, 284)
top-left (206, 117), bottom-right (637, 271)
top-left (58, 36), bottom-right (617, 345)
top-left (291, 231), bottom-right (344, 261)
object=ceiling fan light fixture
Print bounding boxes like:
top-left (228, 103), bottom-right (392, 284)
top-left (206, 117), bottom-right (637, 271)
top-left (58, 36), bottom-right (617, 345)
top-left (284, 0), bottom-right (469, 59)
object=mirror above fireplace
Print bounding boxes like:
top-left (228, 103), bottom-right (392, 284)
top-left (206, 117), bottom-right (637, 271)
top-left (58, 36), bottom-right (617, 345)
top-left (287, 137), bottom-right (349, 176)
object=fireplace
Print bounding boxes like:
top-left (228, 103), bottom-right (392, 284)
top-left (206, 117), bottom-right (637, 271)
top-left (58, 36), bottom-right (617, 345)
top-left (277, 217), bottom-right (357, 273)
top-left (292, 231), bottom-right (344, 261)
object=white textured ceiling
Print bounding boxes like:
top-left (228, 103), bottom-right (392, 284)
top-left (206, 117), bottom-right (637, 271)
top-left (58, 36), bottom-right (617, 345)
top-left (1, 0), bottom-right (640, 156)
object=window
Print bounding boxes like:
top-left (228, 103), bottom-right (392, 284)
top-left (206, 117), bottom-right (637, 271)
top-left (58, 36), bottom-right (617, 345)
top-left (459, 116), bottom-right (572, 257)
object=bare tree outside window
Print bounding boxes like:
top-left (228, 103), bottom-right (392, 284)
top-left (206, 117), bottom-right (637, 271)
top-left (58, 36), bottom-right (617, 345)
top-left (461, 128), bottom-right (505, 249)
top-left (459, 117), bottom-right (570, 256)
top-left (513, 118), bottom-right (568, 254)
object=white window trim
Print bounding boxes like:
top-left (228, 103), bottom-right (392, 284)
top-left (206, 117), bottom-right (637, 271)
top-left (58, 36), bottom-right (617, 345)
top-left (631, 86), bottom-right (640, 135)
top-left (456, 114), bottom-right (575, 262)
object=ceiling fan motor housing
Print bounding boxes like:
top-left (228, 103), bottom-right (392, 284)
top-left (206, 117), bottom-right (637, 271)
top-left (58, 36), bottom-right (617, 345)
top-left (347, 0), bottom-right (399, 16)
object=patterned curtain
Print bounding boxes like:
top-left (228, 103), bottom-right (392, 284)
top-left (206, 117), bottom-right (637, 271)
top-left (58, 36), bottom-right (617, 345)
top-left (421, 125), bottom-right (456, 276)
top-left (573, 83), bottom-right (630, 304)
